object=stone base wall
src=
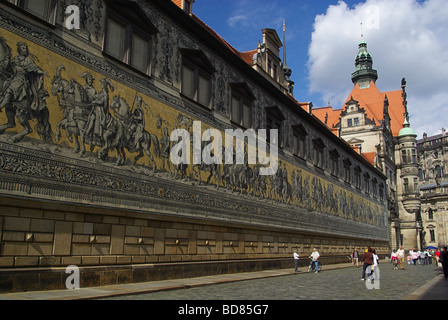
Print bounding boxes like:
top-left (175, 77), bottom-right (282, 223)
top-left (0, 196), bottom-right (389, 293)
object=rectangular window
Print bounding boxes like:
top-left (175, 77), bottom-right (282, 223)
top-left (180, 51), bottom-right (214, 108)
top-left (198, 74), bottom-right (210, 106)
top-left (313, 140), bottom-right (325, 169)
top-left (104, 15), bottom-right (152, 75)
top-left (354, 167), bottom-right (362, 189)
top-left (329, 150), bottom-right (340, 177)
top-left (106, 18), bottom-right (127, 61)
top-left (343, 160), bottom-right (351, 183)
top-left (402, 150), bottom-right (407, 165)
top-left (347, 119), bottom-right (353, 127)
top-left (131, 33), bottom-right (149, 73)
top-left (379, 184), bottom-right (385, 201)
top-left (404, 178), bottom-right (409, 194)
top-left (413, 178), bottom-right (419, 193)
top-left (181, 64), bottom-right (195, 99)
top-left (24, 0), bottom-right (50, 20)
top-left (230, 85), bottom-right (253, 129)
top-left (354, 118), bottom-right (359, 126)
top-left (292, 128), bottom-right (307, 160)
top-left (430, 230), bottom-right (435, 242)
top-left (11, 0), bottom-right (57, 24)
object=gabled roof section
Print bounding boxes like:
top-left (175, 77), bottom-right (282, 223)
top-left (314, 81), bottom-right (405, 137)
top-left (346, 81), bottom-right (405, 136)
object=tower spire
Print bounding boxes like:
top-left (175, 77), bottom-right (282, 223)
top-left (281, 19), bottom-right (294, 95)
top-left (282, 19), bottom-right (291, 79)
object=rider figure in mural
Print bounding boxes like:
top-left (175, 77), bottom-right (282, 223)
top-left (128, 96), bottom-right (146, 148)
top-left (85, 78), bottom-right (113, 146)
top-left (0, 42), bottom-right (47, 113)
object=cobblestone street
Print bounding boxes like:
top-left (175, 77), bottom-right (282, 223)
top-left (103, 262), bottom-right (444, 300)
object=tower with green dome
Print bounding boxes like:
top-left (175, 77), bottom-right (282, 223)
top-left (351, 37), bottom-right (378, 88)
top-left (396, 79), bottom-right (422, 250)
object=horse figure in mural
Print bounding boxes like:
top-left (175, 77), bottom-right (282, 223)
top-left (191, 137), bottom-right (221, 188)
top-left (51, 65), bottom-right (93, 155)
top-left (98, 94), bottom-right (160, 170)
top-left (0, 38), bottom-right (53, 143)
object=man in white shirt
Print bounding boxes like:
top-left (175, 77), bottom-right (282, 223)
top-left (293, 250), bottom-right (300, 273)
top-left (397, 246), bottom-right (406, 270)
top-left (309, 248), bottom-right (320, 273)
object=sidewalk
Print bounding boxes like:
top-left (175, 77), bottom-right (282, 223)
top-left (0, 262), bottom-right (445, 300)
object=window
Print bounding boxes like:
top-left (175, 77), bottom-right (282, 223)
top-left (372, 178), bottom-right (378, 198)
top-left (329, 150), bottom-right (340, 177)
top-left (403, 178), bottom-right (409, 194)
top-left (230, 83), bottom-right (254, 129)
top-left (313, 138), bottom-right (325, 169)
top-left (354, 166), bottom-right (362, 189)
top-left (401, 150), bottom-right (407, 165)
top-left (430, 230), bottom-right (436, 243)
top-left (411, 149), bottom-right (417, 164)
top-left (292, 124), bottom-right (307, 160)
top-left (343, 159), bottom-right (351, 183)
top-left (181, 50), bottom-right (214, 108)
top-left (347, 119), bottom-right (353, 127)
top-left (364, 173), bottom-right (370, 194)
top-left (435, 165), bottom-right (442, 179)
top-left (10, 0), bottom-right (57, 23)
top-left (353, 118), bottom-right (359, 126)
top-left (266, 107), bottom-right (285, 148)
top-left (104, 5), bottom-right (157, 74)
top-left (182, 0), bottom-right (193, 14)
top-left (413, 178), bottom-right (419, 193)
top-left (379, 183), bottom-right (385, 201)
top-left (428, 208), bottom-right (434, 220)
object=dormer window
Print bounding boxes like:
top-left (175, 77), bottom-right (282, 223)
top-left (104, 3), bottom-right (157, 75)
top-left (265, 106), bottom-right (285, 148)
top-left (313, 138), bottom-right (325, 169)
top-left (292, 124), bottom-right (308, 160)
top-left (181, 49), bottom-right (215, 108)
top-left (183, 0), bottom-right (194, 15)
top-left (9, 0), bottom-right (57, 24)
top-left (230, 83), bottom-right (254, 129)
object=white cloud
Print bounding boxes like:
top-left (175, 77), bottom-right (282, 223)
top-left (307, 0), bottom-right (448, 138)
top-left (227, 15), bottom-right (248, 28)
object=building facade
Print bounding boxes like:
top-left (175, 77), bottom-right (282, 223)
top-left (418, 131), bottom-right (448, 248)
top-left (314, 38), bottom-right (447, 251)
top-left (0, 0), bottom-right (388, 293)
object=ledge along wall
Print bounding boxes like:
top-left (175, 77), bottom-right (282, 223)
top-left (0, 1), bottom-right (389, 293)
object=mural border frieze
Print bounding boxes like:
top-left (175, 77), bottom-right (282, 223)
top-left (0, 141), bottom-right (388, 241)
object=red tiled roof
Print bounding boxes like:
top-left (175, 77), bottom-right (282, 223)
top-left (314, 81), bottom-right (405, 137)
top-left (172, 0), bottom-right (182, 8)
top-left (361, 152), bottom-right (376, 166)
top-left (346, 82), bottom-right (405, 137)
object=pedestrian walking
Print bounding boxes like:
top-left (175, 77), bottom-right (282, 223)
top-left (397, 246), bottom-right (406, 270)
top-left (309, 248), bottom-right (320, 273)
top-left (441, 247), bottom-right (448, 278)
top-left (368, 248), bottom-right (379, 281)
top-left (436, 249), bottom-right (441, 267)
top-left (427, 250), bottom-right (433, 265)
top-left (411, 250), bottom-right (419, 265)
top-left (361, 247), bottom-right (373, 281)
top-left (419, 251), bottom-right (426, 265)
top-left (293, 250), bottom-right (300, 273)
top-left (352, 248), bottom-right (359, 267)
top-left (391, 249), bottom-right (399, 270)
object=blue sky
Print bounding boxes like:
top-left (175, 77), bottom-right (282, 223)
top-left (193, 0), bottom-right (448, 138)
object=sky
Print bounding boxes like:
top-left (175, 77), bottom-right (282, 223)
top-left (193, 0), bottom-right (448, 139)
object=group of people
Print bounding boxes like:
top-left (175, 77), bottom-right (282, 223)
top-left (293, 248), bottom-right (320, 274)
top-left (389, 246), bottom-right (448, 277)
